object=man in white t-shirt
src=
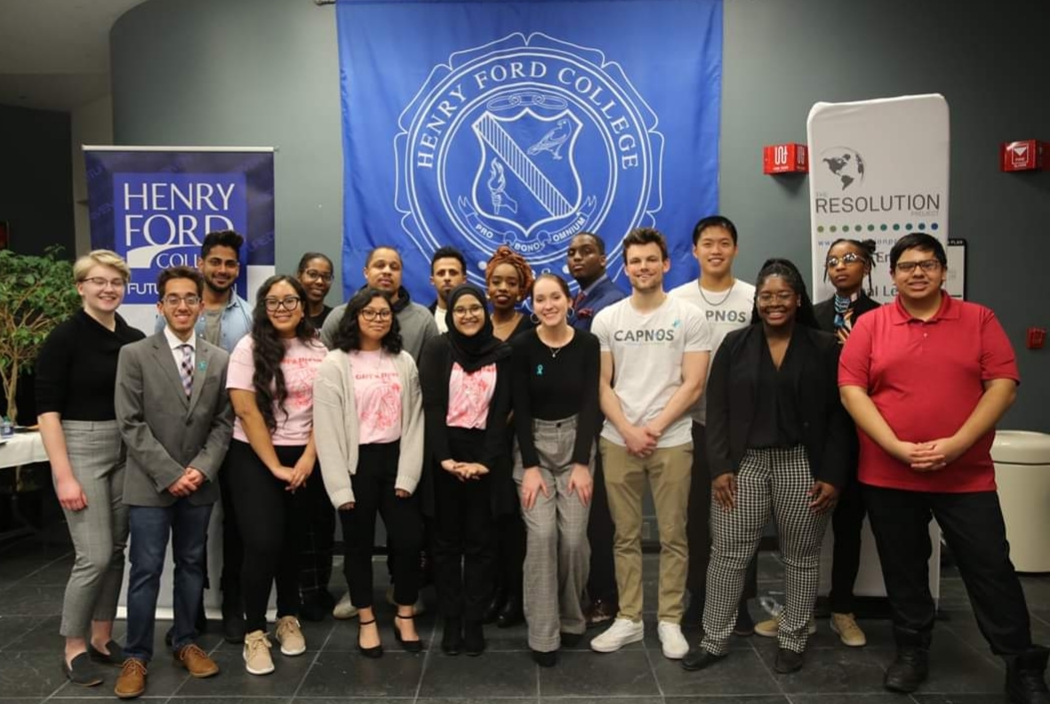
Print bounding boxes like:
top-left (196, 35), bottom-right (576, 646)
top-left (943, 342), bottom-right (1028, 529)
top-left (427, 246), bottom-right (467, 334)
top-left (668, 215), bottom-right (759, 635)
top-left (590, 227), bottom-right (712, 660)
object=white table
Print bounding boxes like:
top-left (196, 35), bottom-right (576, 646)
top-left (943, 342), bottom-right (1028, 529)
top-left (0, 431), bottom-right (48, 469)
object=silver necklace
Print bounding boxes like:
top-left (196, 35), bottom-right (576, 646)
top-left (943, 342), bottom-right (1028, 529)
top-left (539, 330), bottom-right (572, 358)
top-left (698, 279), bottom-right (736, 307)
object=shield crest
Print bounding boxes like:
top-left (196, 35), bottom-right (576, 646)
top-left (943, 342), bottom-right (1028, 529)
top-left (470, 109), bottom-right (583, 236)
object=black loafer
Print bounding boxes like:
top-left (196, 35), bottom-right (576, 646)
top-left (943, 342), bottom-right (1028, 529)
top-left (560, 631), bottom-right (583, 648)
top-left (64, 652), bottom-right (104, 686)
top-left (681, 647), bottom-right (726, 672)
top-left (532, 649), bottom-right (558, 667)
top-left (774, 647), bottom-right (804, 674)
top-left (88, 641), bottom-right (125, 666)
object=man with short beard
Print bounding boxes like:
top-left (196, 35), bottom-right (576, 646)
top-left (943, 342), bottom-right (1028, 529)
top-left (428, 246), bottom-right (467, 334)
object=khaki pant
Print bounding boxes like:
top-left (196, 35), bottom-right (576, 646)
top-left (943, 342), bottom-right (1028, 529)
top-left (599, 438), bottom-right (692, 623)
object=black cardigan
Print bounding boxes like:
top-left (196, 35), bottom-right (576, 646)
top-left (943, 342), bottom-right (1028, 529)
top-left (417, 334), bottom-right (514, 516)
top-left (705, 324), bottom-right (850, 487)
top-left (812, 292), bottom-right (880, 336)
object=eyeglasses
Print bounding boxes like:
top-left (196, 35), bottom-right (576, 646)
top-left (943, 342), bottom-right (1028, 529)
top-left (895, 259), bottom-right (941, 274)
top-left (264, 296), bottom-right (301, 312)
top-left (82, 277), bottom-right (126, 289)
top-left (452, 304), bottom-right (484, 318)
top-left (360, 308), bottom-right (392, 321)
top-left (826, 252), bottom-right (863, 268)
top-left (162, 294), bottom-right (201, 307)
top-left (757, 291), bottom-right (797, 304)
top-left (302, 269), bottom-right (333, 283)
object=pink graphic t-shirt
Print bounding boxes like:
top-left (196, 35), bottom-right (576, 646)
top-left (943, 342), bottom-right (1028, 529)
top-left (446, 362), bottom-right (496, 430)
top-left (351, 350), bottom-right (403, 445)
top-left (227, 335), bottom-right (327, 445)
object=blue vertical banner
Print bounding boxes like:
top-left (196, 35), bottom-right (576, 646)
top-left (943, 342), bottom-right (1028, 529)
top-left (84, 147), bottom-right (276, 332)
top-left (336, 0), bottom-right (722, 301)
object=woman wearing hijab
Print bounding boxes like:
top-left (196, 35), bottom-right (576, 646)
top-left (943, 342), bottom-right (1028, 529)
top-left (419, 284), bottom-right (513, 657)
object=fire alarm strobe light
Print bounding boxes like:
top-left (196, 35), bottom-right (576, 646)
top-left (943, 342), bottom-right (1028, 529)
top-left (764, 143), bottom-right (808, 174)
top-left (1000, 140), bottom-right (1047, 172)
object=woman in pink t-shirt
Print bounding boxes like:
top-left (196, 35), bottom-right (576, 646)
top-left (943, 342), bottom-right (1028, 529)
top-left (419, 283), bottom-right (513, 657)
top-left (313, 288), bottom-right (425, 658)
top-left (225, 275), bottom-right (327, 676)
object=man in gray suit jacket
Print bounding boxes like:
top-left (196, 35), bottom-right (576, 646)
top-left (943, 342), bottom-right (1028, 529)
top-left (113, 267), bottom-right (233, 699)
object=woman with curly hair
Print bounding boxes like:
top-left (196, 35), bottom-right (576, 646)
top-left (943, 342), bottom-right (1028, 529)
top-left (225, 275), bottom-right (327, 676)
top-left (485, 245), bottom-right (536, 342)
top-left (314, 288), bottom-right (425, 658)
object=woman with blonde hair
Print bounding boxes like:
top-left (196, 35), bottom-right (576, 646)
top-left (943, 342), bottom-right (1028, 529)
top-left (37, 250), bottom-right (146, 686)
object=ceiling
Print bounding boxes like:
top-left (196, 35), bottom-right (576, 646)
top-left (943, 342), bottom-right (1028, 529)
top-left (0, 0), bottom-right (148, 112)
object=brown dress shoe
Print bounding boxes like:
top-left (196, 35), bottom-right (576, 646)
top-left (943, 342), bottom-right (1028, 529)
top-left (174, 644), bottom-right (220, 678)
top-left (114, 658), bottom-right (147, 699)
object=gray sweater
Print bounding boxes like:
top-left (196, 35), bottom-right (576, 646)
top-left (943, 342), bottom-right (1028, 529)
top-left (320, 293), bottom-right (437, 363)
top-left (313, 348), bottom-right (424, 508)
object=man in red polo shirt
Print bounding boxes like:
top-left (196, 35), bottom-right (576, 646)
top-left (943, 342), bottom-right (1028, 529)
top-left (839, 233), bottom-right (1047, 704)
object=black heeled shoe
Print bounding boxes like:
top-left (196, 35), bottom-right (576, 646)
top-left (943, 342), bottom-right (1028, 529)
top-left (394, 614), bottom-right (423, 653)
top-left (482, 587), bottom-right (505, 625)
top-left (357, 618), bottom-right (383, 659)
top-left (463, 620), bottom-right (486, 656)
top-left (497, 593), bottom-right (524, 629)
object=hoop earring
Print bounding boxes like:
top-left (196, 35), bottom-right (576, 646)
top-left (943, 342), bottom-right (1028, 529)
top-left (530, 313), bottom-right (540, 325)
top-left (567, 306), bottom-right (575, 319)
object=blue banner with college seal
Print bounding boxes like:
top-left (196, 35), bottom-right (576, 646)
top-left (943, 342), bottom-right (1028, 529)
top-left (84, 147), bottom-right (276, 332)
top-left (336, 0), bottom-right (722, 300)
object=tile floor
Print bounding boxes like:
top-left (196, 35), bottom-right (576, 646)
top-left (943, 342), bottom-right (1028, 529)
top-left (2, 525), bottom-right (1049, 704)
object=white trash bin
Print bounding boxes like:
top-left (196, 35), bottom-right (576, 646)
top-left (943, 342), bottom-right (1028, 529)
top-left (993, 430), bottom-right (1050, 573)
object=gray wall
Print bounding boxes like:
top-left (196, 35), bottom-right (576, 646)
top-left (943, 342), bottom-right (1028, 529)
top-left (0, 105), bottom-right (75, 257)
top-left (111, 0), bottom-right (1050, 431)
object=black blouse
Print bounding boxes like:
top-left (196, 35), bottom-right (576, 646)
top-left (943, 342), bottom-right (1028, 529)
top-left (510, 329), bottom-right (600, 467)
top-left (747, 338), bottom-right (803, 449)
top-left (35, 310), bottom-right (146, 421)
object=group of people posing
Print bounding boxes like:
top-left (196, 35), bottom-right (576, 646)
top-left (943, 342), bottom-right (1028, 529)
top-left (35, 220), bottom-right (1049, 703)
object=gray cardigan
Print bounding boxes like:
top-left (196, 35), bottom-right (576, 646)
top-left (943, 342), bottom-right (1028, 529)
top-left (313, 348), bottom-right (424, 508)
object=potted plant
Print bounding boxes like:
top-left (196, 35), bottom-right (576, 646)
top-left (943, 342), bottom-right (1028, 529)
top-left (0, 247), bottom-right (82, 426)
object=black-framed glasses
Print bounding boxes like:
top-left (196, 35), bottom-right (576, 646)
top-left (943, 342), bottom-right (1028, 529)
top-left (826, 252), bottom-right (863, 268)
top-left (895, 259), bottom-right (941, 274)
top-left (162, 294), bottom-right (201, 307)
top-left (264, 296), bottom-right (301, 312)
top-left (302, 269), bottom-right (333, 283)
top-left (452, 304), bottom-right (484, 317)
top-left (82, 277), bottom-right (126, 289)
top-left (360, 308), bottom-right (392, 321)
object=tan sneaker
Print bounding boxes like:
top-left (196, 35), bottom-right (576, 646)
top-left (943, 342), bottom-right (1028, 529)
top-left (830, 612), bottom-right (867, 647)
top-left (243, 630), bottom-right (274, 676)
top-left (753, 615), bottom-right (817, 638)
top-left (174, 643), bottom-right (219, 678)
top-left (114, 658), bottom-right (147, 699)
top-left (275, 616), bottom-right (307, 656)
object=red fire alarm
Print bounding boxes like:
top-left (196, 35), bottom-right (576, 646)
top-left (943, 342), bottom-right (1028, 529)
top-left (1000, 140), bottom-right (1047, 172)
top-left (763, 143), bottom-right (808, 174)
top-left (1027, 327), bottom-right (1047, 350)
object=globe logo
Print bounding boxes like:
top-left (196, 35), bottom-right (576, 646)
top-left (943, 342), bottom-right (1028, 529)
top-left (821, 147), bottom-right (865, 190)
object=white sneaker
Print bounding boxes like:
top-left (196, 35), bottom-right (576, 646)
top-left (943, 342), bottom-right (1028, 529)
top-left (332, 592), bottom-right (358, 619)
top-left (590, 618), bottom-right (644, 653)
top-left (657, 621), bottom-right (689, 660)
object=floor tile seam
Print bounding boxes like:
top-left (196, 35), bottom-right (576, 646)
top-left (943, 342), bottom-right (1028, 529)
top-left (0, 549), bottom-right (75, 586)
top-left (746, 634), bottom-right (787, 698)
top-left (639, 626), bottom-right (666, 702)
top-left (289, 621), bottom-right (336, 702)
top-left (936, 621), bottom-right (1005, 672)
top-left (409, 615), bottom-right (437, 704)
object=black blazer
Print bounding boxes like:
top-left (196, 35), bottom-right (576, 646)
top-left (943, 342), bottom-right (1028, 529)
top-left (813, 292), bottom-right (880, 336)
top-left (705, 324), bottom-right (850, 487)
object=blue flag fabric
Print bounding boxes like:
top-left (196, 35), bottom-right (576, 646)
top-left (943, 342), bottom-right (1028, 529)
top-left (336, 0), bottom-right (722, 302)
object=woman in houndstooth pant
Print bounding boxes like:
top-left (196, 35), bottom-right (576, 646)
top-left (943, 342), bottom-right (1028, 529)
top-left (681, 259), bottom-right (850, 675)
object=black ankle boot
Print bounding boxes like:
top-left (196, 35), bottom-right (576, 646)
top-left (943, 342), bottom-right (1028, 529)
top-left (441, 618), bottom-right (463, 656)
top-left (1005, 646), bottom-right (1050, 704)
top-left (884, 628), bottom-right (931, 693)
top-left (463, 621), bottom-right (486, 656)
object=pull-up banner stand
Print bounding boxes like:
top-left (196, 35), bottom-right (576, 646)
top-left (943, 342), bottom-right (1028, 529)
top-left (84, 146), bottom-right (276, 333)
top-left (808, 95), bottom-right (950, 303)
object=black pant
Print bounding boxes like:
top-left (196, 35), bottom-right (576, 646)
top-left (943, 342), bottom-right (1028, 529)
top-left (432, 431), bottom-right (497, 622)
top-left (226, 440), bottom-right (310, 634)
top-left (828, 476), bottom-right (865, 614)
top-left (585, 448), bottom-right (618, 605)
top-left (865, 485), bottom-right (1033, 655)
top-left (339, 442), bottom-right (422, 609)
top-left (297, 466), bottom-right (336, 604)
top-left (218, 451), bottom-right (244, 616)
top-left (687, 422), bottom-right (758, 602)
top-left (494, 511), bottom-right (525, 601)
